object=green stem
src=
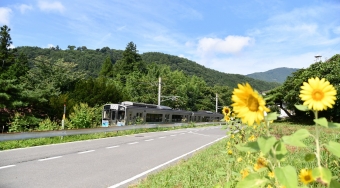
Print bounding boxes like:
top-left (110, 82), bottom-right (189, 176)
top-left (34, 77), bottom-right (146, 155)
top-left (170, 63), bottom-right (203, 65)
top-left (314, 110), bottom-right (322, 167)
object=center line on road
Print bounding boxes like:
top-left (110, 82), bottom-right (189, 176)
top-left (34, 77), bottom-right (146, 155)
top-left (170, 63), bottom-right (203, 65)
top-left (145, 139), bottom-right (154, 141)
top-left (170, 135), bottom-right (176, 137)
top-left (78, 150), bottom-right (95, 154)
top-left (106, 145), bottom-right (120, 149)
top-left (180, 133), bottom-right (185, 135)
top-left (158, 137), bottom-right (166, 139)
top-left (128, 142), bottom-right (139, 145)
top-left (0, 165), bottom-right (16, 169)
top-left (38, 156), bottom-right (62, 161)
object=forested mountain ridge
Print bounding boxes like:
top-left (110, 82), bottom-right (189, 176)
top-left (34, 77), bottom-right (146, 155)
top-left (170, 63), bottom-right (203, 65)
top-left (141, 52), bottom-right (281, 91)
top-left (246, 67), bottom-right (299, 83)
top-left (16, 46), bottom-right (280, 91)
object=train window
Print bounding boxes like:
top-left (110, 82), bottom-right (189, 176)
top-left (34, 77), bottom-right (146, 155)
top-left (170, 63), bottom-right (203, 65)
top-left (118, 111), bottom-right (125, 120)
top-left (146, 113), bottom-right (162, 122)
top-left (103, 109), bottom-right (111, 120)
top-left (111, 110), bottom-right (116, 120)
top-left (172, 115), bottom-right (182, 122)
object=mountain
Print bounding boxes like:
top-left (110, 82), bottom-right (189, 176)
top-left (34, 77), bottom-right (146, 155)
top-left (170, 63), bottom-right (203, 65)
top-left (141, 52), bottom-right (281, 91)
top-left (246, 67), bottom-right (299, 83)
top-left (15, 47), bottom-right (280, 91)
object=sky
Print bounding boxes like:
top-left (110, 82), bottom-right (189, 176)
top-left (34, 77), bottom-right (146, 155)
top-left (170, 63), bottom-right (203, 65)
top-left (1, 0), bottom-right (340, 75)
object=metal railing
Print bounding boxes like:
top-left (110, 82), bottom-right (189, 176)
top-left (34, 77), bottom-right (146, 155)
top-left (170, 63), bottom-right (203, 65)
top-left (0, 122), bottom-right (222, 142)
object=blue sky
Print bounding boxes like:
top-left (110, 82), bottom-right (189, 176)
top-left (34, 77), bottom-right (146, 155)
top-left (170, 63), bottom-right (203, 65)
top-left (1, 0), bottom-right (340, 74)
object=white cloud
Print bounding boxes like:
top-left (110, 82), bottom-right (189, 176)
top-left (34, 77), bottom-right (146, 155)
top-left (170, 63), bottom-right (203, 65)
top-left (47, 44), bottom-right (55, 48)
top-left (9, 44), bottom-right (15, 49)
top-left (0, 7), bottom-right (12, 25)
top-left (38, 1), bottom-right (65, 13)
top-left (18, 4), bottom-right (33, 14)
top-left (197, 36), bottom-right (252, 57)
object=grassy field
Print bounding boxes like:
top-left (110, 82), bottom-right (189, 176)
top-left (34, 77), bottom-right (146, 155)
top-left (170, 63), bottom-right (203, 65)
top-left (130, 122), bottom-right (340, 188)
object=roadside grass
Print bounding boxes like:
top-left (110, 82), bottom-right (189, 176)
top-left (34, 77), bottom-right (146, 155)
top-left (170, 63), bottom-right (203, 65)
top-left (131, 122), bottom-right (340, 188)
top-left (0, 123), bottom-right (220, 151)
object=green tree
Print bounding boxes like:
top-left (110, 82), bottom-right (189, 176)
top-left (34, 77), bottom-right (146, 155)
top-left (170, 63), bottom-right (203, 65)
top-left (70, 77), bottom-right (124, 107)
top-left (99, 56), bottom-right (113, 77)
top-left (266, 54), bottom-right (340, 122)
top-left (113, 42), bottom-right (146, 83)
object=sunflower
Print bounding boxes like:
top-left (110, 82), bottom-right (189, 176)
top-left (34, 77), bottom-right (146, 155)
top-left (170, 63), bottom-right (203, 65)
top-left (240, 169), bottom-right (249, 179)
top-left (237, 157), bottom-right (243, 162)
top-left (232, 83), bottom-right (270, 126)
top-left (248, 135), bottom-right (256, 141)
top-left (227, 149), bottom-right (233, 155)
top-left (299, 77), bottom-right (337, 111)
top-left (268, 171), bottom-right (275, 178)
top-left (254, 157), bottom-right (267, 171)
top-left (222, 106), bottom-right (231, 116)
top-left (299, 169), bottom-right (314, 185)
top-left (224, 115), bottom-right (231, 122)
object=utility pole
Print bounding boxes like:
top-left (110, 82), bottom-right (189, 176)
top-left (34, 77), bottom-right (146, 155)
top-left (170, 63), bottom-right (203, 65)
top-left (158, 77), bottom-right (161, 106)
top-left (216, 93), bottom-right (218, 113)
top-left (61, 101), bottom-right (66, 129)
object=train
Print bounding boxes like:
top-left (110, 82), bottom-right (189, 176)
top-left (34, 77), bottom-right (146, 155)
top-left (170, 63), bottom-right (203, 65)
top-left (101, 101), bottom-right (224, 126)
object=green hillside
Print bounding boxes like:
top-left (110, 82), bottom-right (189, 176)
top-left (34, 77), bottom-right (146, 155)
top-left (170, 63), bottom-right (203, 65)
top-left (246, 67), bottom-right (299, 83)
top-left (16, 47), bottom-right (280, 91)
top-left (141, 52), bottom-right (281, 91)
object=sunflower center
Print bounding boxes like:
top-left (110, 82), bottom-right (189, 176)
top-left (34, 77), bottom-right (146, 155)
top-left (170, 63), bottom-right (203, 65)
top-left (312, 89), bottom-right (324, 101)
top-left (247, 95), bottom-right (259, 112)
top-left (304, 175), bottom-right (311, 181)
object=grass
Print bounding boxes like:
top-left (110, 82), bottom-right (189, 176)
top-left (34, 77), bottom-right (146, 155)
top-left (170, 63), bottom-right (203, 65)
top-left (0, 123), bottom-right (220, 151)
top-left (130, 122), bottom-right (340, 188)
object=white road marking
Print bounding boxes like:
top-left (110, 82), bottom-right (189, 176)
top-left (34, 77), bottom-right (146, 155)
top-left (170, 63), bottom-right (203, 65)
top-left (128, 142), bottom-right (139, 145)
top-left (158, 137), bottom-right (166, 139)
top-left (189, 132), bottom-right (210, 137)
top-left (0, 165), bottom-right (16, 169)
top-left (145, 139), bottom-right (154, 141)
top-left (108, 135), bottom-right (227, 188)
top-left (106, 145), bottom-right (120, 149)
top-left (180, 133), bottom-right (185, 135)
top-left (78, 150), bottom-right (95, 154)
top-left (170, 135), bottom-right (176, 137)
top-left (38, 156), bottom-right (62, 161)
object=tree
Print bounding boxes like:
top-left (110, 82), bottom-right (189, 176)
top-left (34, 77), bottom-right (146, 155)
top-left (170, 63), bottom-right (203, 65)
top-left (21, 57), bottom-right (87, 104)
top-left (113, 42), bottom-right (146, 84)
top-left (99, 56), bottom-right (113, 77)
top-left (266, 54), bottom-right (340, 122)
top-left (70, 77), bottom-right (124, 107)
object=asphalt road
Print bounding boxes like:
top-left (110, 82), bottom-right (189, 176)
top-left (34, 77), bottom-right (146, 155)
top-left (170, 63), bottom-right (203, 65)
top-left (0, 126), bottom-right (227, 188)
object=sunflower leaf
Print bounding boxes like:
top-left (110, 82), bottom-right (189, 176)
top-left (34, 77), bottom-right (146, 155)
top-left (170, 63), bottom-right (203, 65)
top-left (325, 141), bottom-right (340, 158)
top-left (257, 136), bottom-right (277, 155)
top-left (235, 173), bottom-right (268, 188)
top-left (291, 129), bottom-right (311, 139)
top-left (273, 141), bottom-right (287, 161)
top-left (274, 165), bottom-right (298, 188)
top-left (328, 122), bottom-right (340, 128)
top-left (295, 104), bottom-right (310, 111)
top-left (235, 141), bottom-right (260, 153)
top-left (314, 118), bottom-right (328, 127)
top-left (282, 135), bottom-right (307, 147)
top-left (265, 112), bottom-right (278, 121)
top-left (312, 167), bottom-right (332, 186)
top-left (304, 153), bottom-right (316, 162)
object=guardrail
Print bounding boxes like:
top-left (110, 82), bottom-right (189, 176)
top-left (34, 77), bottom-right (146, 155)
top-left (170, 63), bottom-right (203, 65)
top-left (0, 122), bottom-right (222, 142)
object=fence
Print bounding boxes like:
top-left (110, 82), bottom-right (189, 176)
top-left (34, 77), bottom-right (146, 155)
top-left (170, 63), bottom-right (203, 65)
top-left (0, 122), bottom-right (222, 142)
